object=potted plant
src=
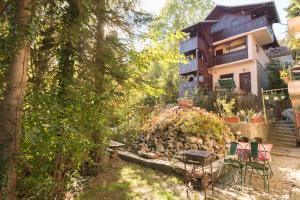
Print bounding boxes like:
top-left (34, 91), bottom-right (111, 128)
top-left (272, 93), bottom-right (279, 101)
top-left (250, 113), bottom-right (264, 123)
top-left (245, 109), bottom-right (255, 123)
top-left (279, 92), bottom-right (286, 100)
top-left (264, 94), bottom-right (269, 100)
top-left (214, 95), bottom-right (239, 123)
top-left (177, 89), bottom-right (194, 107)
top-left (237, 110), bottom-right (247, 123)
top-left (177, 98), bottom-right (194, 107)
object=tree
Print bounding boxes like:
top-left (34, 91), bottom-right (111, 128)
top-left (266, 59), bottom-right (287, 89)
top-left (0, 0), bottom-right (32, 198)
top-left (142, 0), bottom-right (214, 104)
top-left (287, 0), bottom-right (300, 18)
top-left (150, 0), bottom-right (214, 34)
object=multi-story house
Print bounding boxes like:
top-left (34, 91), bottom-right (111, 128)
top-left (179, 2), bottom-right (280, 97)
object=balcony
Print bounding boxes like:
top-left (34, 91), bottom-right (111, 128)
top-left (179, 37), bottom-right (198, 53)
top-left (179, 59), bottom-right (198, 75)
top-left (215, 48), bottom-right (248, 66)
top-left (179, 80), bottom-right (198, 97)
top-left (213, 15), bottom-right (270, 42)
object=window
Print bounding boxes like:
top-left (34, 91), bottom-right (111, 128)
top-left (256, 44), bottom-right (259, 53)
top-left (220, 73), bottom-right (234, 79)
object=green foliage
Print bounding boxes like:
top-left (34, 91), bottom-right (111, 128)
top-left (150, 0), bottom-right (214, 34)
top-left (287, 0), bottom-right (300, 18)
top-left (266, 59), bottom-right (287, 89)
top-left (214, 95), bottom-right (236, 117)
top-left (141, 106), bottom-right (233, 140)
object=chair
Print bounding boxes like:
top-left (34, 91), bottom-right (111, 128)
top-left (244, 141), bottom-right (271, 191)
top-left (218, 142), bottom-right (245, 189)
top-left (252, 137), bottom-right (270, 144)
top-left (238, 136), bottom-right (249, 143)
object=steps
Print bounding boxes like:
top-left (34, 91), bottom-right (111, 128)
top-left (270, 120), bottom-right (297, 148)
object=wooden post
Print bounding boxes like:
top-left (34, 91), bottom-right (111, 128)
top-left (261, 88), bottom-right (267, 123)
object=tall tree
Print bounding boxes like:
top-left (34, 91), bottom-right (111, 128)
top-left (150, 0), bottom-right (214, 34)
top-left (287, 0), bottom-right (300, 18)
top-left (0, 0), bottom-right (32, 199)
top-left (142, 0), bottom-right (214, 104)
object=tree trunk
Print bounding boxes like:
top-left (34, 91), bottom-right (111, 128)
top-left (95, 0), bottom-right (106, 93)
top-left (0, 0), bottom-right (31, 199)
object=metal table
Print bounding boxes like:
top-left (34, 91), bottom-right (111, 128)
top-left (182, 149), bottom-right (214, 199)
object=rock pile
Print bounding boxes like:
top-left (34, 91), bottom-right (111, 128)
top-left (135, 105), bottom-right (233, 159)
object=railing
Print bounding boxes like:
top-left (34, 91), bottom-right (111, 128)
top-left (179, 59), bottom-right (198, 75)
top-left (213, 15), bottom-right (270, 42)
top-left (179, 80), bottom-right (198, 97)
top-left (215, 48), bottom-right (248, 65)
top-left (179, 37), bottom-right (198, 53)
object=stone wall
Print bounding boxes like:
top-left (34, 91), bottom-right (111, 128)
top-left (225, 122), bottom-right (270, 141)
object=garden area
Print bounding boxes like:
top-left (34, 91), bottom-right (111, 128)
top-left (0, 0), bottom-right (300, 200)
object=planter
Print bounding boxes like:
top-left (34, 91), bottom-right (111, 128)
top-left (250, 116), bottom-right (264, 123)
top-left (224, 116), bottom-right (240, 123)
top-left (177, 98), bottom-right (194, 108)
top-left (296, 113), bottom-right (300, 128)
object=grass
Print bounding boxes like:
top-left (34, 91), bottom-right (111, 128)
top-left (79, 159), bottom-right (186, 200)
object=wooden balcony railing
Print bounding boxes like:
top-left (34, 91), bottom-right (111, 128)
top-left (179, 59), bottom-right (198, 75)
top-left (179, 37), bottom-right (198, 53)
top-left (213, 15), bottom-right (270, 42)
top-left (215, 48), bottom-right (248, 65)
top-left (179, 80), bottom-right (198, 97)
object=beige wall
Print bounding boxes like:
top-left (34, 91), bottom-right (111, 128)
top-left (212, 60), bottom-right (259, 95)
top-left (212, 34), bottom-right (271, 95)
top-left (248, 34), bottom-right (270, 66)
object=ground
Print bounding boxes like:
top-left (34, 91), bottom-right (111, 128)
top-left (79, 152), bottom-right (300, 200)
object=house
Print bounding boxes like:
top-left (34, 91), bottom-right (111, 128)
top-left (179, 1), bottom-right (280, 97)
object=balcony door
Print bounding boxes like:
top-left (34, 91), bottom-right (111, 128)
top-left (239, 72), bottom-right (251, 93)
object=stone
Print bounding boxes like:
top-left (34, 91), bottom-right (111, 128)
top-left (156, 143), bottom-right (165, 153)
top-left (291, 187), bottom-right (300, 200)
top-left (138, 150), bottom-right (158, 159)
top-left (176, 142), bottom-right (183, 150)
top-left (205, 140), bottom-right (214, 148)
top-left (191, 144), bottom-right (198, 149)
top-left (201, 146), bottom-right (209, 151)
top-left (196, 138), bottom-right (203, 145)
top-left (186, 136), bottom-right (198, 144)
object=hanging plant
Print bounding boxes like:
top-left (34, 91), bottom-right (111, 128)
top-left (279, 92), bottom-right (285, 100)
top-left (273, 93), bottom-right (279, 101)
top-left (264, 94), bottom-right (269, 100)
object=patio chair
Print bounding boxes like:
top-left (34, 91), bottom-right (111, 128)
top-left (252, 137), bottom-right (270, 144)
top-left (251, 138), bottom-right (273, 176)
top-left (244, 141), bottom-right (271, 191)
top-left (218, 142), bottom-right (245, 189)
top-left (238, 136), bottom-right (249, 143)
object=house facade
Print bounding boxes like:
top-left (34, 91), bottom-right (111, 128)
top-left (179, 2), bottom-right (280, 97)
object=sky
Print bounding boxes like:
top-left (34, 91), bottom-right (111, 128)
top-left (140, 0), bottom-right (290, 39)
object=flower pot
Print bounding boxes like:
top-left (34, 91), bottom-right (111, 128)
top-left (281, 95), bottom-right (285, 100)
top-left (250, 116), bottom-right (264, 123)
top-left (274, 96), bottom-right (279, 101)
top-left (224, 116), bottom-right (240, 123)
top-left (177, 98), bottom-right (193, 108)
top-left (264, 96), bottom-right (269, 100)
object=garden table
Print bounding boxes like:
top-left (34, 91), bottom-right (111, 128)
top-left (237, 142), bottom-right (273, 161)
